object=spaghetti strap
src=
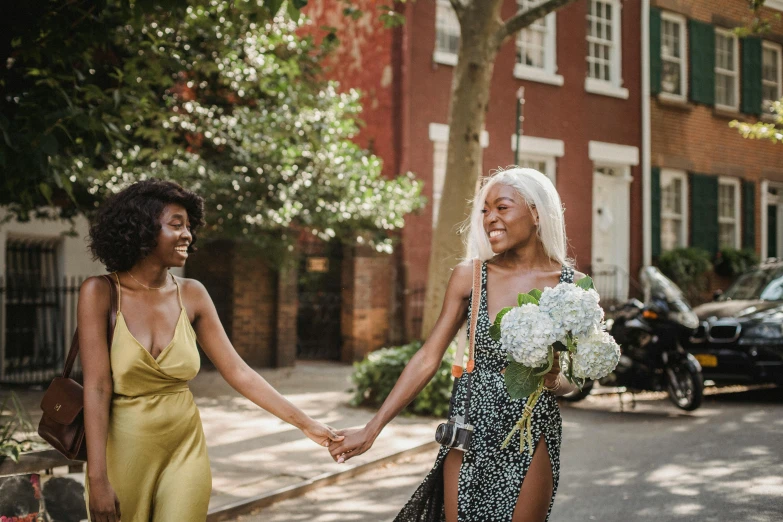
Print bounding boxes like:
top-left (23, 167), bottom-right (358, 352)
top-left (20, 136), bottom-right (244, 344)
top-left (172, 274), bottom-right (184, 311)
top-left (113, 272), bottom-right (122, 312)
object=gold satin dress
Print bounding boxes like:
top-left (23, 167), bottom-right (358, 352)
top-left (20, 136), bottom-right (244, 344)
top-left (86, 274), bottom-right (212, 521)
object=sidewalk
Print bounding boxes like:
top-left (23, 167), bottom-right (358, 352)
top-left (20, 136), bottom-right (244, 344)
top-left (5, 361), bottom-right (439, 519)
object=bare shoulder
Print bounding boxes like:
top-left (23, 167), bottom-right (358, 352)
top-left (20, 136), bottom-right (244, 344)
top-left (448, 260), bottom-right (476, 299)
top-left (177, 276), bottom-right (209, 300)
top-left (573, 270), bottom-right (588, 282)
top-left (79, 276), bottom-right (112, 305)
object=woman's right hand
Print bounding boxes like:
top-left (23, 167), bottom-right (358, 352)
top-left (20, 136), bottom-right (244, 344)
top-left (89, 476), bottom-right (121, 522)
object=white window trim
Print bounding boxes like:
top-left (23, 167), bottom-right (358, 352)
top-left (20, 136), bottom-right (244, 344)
top-left (764, 0), bottom-right (783, 12)
top-left (588, 141), bottom-right (639, 166)
top-left (659, 11), bottom-right (688, 102)
top-left (762, 40), bottom-right (783, 117)
top-left (715, 27), bottom-right (740, 112)
top-left (429, 123), bottom-right (489, 147)
top-left (434, 0), bottom-right (460, 66)
top-left (660, 169), bottom-right (689, 250)
top-left (514, 3), bottom-right (563, 86)
top-left (585, 0), bottom-right (626, 98)
top-left (511, 135), bottom-right (565, 185)
top-left (511, 135), bottom-right (565, 157)
top-left (718, 176), bottom-right (742, 249)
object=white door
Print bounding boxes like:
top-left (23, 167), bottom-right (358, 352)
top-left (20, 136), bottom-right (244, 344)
top-left (592, 168), bottom-right (631, 301)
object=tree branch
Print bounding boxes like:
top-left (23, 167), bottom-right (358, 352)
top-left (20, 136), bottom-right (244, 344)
top-left (449, 0), bottom-right (467, 18)
top-left (498, 0), bottom-right (580, 43)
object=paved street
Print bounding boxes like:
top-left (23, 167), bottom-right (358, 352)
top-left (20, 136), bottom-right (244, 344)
top-left (230, 386), bottom-right (783, 522)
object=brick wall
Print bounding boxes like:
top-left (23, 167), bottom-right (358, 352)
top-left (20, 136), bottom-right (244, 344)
top-left (651, 0), bottom-right (783, 260)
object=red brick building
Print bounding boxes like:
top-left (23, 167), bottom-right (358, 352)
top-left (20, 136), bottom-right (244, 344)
top-left (306, 0), bottom-right (644, 341)
top-left (648, 0), bottom-right (783, 267)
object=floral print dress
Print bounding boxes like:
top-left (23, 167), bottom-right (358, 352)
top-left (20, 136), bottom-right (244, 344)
top-left (395, 262), bottom-right (573, 522)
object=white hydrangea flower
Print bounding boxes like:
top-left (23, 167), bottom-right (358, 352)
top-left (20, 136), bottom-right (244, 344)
top-left (571, 328), bottom-right (621, 380)
top-left (500, 304), bottom-right (557, 368)
top-left (538, 283), bottom-right (604, 338)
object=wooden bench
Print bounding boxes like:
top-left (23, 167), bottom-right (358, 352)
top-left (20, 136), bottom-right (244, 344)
top-left (0, 449), bottom-right (84, 477)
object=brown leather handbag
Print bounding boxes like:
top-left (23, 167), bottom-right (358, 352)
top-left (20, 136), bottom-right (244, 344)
top-left (37, 274), bottom-right (118, 461)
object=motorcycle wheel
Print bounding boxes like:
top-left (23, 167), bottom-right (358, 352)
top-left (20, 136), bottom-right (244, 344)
top-left (666, 362), bottom-right (703, 411)
top-left (560, 379), bottom-right (594, 402)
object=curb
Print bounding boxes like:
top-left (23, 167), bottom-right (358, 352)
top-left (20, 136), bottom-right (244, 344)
top-left (206, 440), bottom-right (439, 521)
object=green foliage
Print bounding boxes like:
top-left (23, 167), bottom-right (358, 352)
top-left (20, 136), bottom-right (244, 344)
top-left (576, 275), bottom-right (595, 290)
top-left (350, 341), bottom-right (455, 417)
top-left (657, 247), bottom-right (713, 300)
top-left (2, 0), bottom-right (424, 260)
top-left (504, 360), bottom-right (544, 399)
top-left (731, 100), bottom-right (783, 143)
top-left (0, 393), bottom-right (36, 463)
top-left (713, 248), bottom-right (760, 278)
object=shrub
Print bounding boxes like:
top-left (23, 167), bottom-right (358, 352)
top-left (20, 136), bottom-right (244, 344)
top-left (657, 247), bottom-right (712, 301)
top-left (713, 248), bottom-right (759, 278)
top-left (350, 341), bottom-right (456, 417)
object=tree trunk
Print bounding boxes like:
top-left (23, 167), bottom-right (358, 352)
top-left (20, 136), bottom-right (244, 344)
top-left (421, 0), bottom-right (504, 337)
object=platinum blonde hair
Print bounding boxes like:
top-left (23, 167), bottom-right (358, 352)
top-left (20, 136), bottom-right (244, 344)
top-left (464, 167), bottom-right (570, 265)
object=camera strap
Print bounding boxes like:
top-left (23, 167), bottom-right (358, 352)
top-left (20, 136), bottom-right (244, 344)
top-left (449, 258), bottom-right (481, 422)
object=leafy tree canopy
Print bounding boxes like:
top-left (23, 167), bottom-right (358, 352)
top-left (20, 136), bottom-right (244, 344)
top-left (1, 0), bottom-right (423, 259)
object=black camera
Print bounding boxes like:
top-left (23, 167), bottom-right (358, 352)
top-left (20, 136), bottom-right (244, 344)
top-left (435, 414), bottom-right (473, 451)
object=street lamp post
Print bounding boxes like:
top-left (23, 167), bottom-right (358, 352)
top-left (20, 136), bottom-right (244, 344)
top-left (514, 86), bottom-right (525, 166)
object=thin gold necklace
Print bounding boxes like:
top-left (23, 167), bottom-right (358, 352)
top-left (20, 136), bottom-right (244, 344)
top-left (127, 270), bottom-right (170, 290)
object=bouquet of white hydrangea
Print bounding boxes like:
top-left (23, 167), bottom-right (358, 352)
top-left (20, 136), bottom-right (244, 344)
top-left (489, 274), bottom-right (619, 454)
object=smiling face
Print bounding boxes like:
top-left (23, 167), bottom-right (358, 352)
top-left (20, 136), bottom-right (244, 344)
top-left (152, 203), bottom-right (193, 268)
top-left (482, 183), bottom-right (539, 254)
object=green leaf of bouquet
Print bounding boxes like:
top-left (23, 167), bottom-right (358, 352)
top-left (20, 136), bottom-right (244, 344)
top-left (575, 276), bottom-right (595, 290)
top-left (517, 293), bottom-right (539, 306)
top-left (489, 307), bottom-right (513, 341)
top-left (534, 348), bottom-right (555, 376)
top-left (528, 288), bottom-right (543, 300)
top-left (505, 361), bottom-right (544, 400)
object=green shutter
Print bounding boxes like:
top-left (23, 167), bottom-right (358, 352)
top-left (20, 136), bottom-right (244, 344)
top-left (768, 205), bottom-right (778, 258)
top-left (650, 8), bottom-right (662, 95)
top-left (742, 180), bottom-right (756, 250)
top-left (690, 173), bottom-right (719, 254)
top-left (651, 167), bottom-right (662, 258)
top-left (689, 20), bottom-right (715, 106)
top-left (741, 37), bottom-right (763, 115)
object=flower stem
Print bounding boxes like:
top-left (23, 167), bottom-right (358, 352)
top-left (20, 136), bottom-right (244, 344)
top-left (501, 382), bottom-right (545, 455)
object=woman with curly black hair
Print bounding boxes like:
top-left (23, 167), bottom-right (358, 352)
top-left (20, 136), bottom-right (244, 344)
top-left (79, 179), bottom-right (342, 522)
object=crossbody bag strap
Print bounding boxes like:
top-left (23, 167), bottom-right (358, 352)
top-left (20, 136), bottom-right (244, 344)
top-left (451, 258), bottom-right (482, 378)
top-left (60, 274), bottom-right (119, 378)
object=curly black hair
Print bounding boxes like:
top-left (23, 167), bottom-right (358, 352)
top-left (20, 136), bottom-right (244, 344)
top-left (89, 179), bottom-right (206, 272)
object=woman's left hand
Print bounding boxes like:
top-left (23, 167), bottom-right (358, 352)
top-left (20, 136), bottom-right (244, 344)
top-left (302, 420), bottom-right (344, 448)
top-left (543, 351), bottom-right (561, 389)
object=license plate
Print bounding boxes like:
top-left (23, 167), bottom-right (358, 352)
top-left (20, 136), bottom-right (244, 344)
top-left (695, 354), bottom-right (718, 367)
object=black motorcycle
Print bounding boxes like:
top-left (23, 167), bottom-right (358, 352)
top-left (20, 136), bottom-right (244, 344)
top-left (564, 267), bottom-right (704, 411)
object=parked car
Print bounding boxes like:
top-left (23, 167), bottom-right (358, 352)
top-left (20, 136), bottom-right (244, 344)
top-left (688, 260), bottom-right (783, 386)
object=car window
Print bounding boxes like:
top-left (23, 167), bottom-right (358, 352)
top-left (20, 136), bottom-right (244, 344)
top-left (722, 270), bottom-right (769, 300)
top-left (760, 276), bottom-right (783, 300)
top-left (723, 267), bottom-right (783, 300)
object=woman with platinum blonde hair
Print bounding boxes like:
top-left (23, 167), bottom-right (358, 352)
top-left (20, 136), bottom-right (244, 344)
top-left (329, 167), bottom-right (582, 521)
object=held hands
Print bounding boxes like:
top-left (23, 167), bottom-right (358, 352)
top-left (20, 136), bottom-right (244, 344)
top-left (302, 419), bottom-right (345, 448)
top-left (89, 476), bottom-right (121, 522)
top-left (328, 426), bottom-right (376, 464)
top-left (543, 351), bottom-right (562, 389)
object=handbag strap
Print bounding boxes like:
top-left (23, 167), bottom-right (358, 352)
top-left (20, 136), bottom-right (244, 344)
top-left (61, 274), bottom-right (119, 378)
top-left (452, 258), bottom-right (482, 378)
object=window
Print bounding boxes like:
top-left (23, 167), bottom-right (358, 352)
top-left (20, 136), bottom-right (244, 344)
top-left (514, 0), bottom-right (562, 85)
top-left (715, 29), bottom-right (739, 111)
top-left (430, 123), bottom-right (489, 227)
top-left (719, 177), bottom-right (741, 248)
top-left (434, 0), bottom-right (460, 66)
top-left (432, 140), bottom-right (447, 228)
top-left (763, 41), bottom-right (782, 113)
top-left (660, 169), bottom-right (688, 251)
top-left (518, 156), bottom-right (557, 184)
top-left (660, 12), bottom-right (687, 100)
top-left (512, 135), bottom-right (564, 185)
top-left (585, 0), bottom-right (627, 98)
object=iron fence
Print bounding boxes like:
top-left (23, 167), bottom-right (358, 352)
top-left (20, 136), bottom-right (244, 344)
top-left (0, 277), bottom-right (83, 385)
